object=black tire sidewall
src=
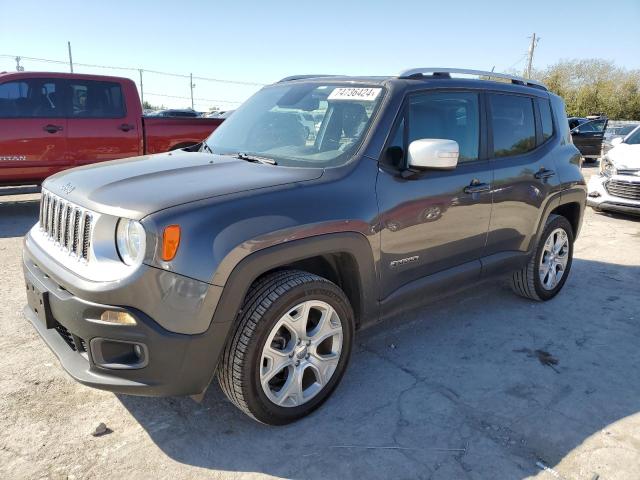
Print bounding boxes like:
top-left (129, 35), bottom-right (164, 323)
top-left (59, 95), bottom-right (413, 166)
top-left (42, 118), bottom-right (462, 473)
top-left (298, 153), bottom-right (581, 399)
top-left (533, 217), bottom-right (574, 300)
top-left (243, 281), bottom-right (354, 425)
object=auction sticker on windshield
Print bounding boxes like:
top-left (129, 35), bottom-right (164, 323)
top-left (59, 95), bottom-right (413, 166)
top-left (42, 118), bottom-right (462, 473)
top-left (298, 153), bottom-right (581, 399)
top-left (328, 87), bottom-right (381, 101)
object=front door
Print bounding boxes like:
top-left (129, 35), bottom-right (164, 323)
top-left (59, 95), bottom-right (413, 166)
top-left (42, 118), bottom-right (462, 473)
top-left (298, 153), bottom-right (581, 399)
top-left (64, 79), bottom-right (140, 166)
top-left (0, 77), bottom-right (68, 185)
top-left (571, 118), bottom-right (608, 158)
top-left (377, 90), bottom-right (492, 299)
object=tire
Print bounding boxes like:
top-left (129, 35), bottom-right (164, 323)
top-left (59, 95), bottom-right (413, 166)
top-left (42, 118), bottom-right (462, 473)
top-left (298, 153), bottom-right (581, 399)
top-left (217, 270), bottom-right (354, 425)
top-left (511, 215), bottom-right (574, 301)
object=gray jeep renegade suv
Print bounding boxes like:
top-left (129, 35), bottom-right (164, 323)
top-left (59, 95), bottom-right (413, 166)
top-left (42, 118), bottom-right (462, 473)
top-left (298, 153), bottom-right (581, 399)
top-left (23, 68), bottom-right (586, 425)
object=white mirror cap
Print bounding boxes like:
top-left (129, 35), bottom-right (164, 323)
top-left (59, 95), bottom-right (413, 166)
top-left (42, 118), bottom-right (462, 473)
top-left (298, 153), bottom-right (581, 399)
top-left (408, 139), bottom-right (459, 170)
top-left (611, 137), bottom-right (624, 145)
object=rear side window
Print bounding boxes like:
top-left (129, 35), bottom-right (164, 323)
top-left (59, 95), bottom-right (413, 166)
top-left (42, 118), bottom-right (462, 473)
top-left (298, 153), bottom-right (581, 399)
top-left (490, 94), bottom-right (536, 158)
top-left (408, 91), bottom-right (480, 162)
top-left (67, 80), bottom-right (125, 118)
top-left (538, 98), bottom-right (554, 141)
top-left (0, 79), bottom-right (63, 118)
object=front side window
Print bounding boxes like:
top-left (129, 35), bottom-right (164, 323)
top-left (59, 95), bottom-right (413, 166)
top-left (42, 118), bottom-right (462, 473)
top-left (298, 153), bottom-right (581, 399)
top-left (68, 80), bottom-right (125, 118)
top-left (576, 119), bottom-right (607, 133)
top-left (204, 83), bottom-right (384, 168)
top-left (0, 79), bottom-right (63, 118)
top-left (408, 91), bottom-right (480, 162)
top-left (490, 94), bottom-right (536, 158)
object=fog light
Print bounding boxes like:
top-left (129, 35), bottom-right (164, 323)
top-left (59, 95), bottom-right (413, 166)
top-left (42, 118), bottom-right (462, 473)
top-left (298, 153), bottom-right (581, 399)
top-left (100, 310), bottom-right (137, 325)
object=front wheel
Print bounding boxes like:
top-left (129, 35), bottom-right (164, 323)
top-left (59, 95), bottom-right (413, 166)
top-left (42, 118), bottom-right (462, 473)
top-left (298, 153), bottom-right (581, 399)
top-left (217, 270), bottom-right (354, 425)
top-left (511, 215), bottom-right (574, 301)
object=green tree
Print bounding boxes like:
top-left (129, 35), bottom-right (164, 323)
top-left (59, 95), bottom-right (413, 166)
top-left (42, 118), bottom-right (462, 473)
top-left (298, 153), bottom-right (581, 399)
top-left (533, 60), bottom-right (640, 120)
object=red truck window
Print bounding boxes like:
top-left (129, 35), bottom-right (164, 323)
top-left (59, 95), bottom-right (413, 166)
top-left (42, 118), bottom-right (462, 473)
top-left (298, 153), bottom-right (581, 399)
top-left (67, 80), bottom-right (126, 119)
top-left (0, 79), bottom-right (64, 118)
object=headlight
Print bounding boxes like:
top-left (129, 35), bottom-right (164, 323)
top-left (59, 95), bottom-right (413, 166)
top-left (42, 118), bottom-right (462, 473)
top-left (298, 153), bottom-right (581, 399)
top-left (116, 218), bottom-right (146, 266)
top-left (600, 157), bottom-right (617, 177)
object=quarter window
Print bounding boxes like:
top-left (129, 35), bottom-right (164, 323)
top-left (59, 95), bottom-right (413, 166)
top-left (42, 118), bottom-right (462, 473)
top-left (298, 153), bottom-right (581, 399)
top-left (408, 92), bottom-right (480, 162)
top-left (490, 94), bottom-right (536, 158)
top-left (538, 98), bottom-right (554, 141)
top-left (67, 80), bottom-right (125, 118)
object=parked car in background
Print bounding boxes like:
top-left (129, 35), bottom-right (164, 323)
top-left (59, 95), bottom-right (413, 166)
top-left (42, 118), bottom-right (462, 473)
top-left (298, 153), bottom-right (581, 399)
top-left (0, 72), bottom-right (223, 186)
top-left (204, 110), bottom-right (234, 119)
top-left (602, 122), bottom-right (639, 157)
top-left (569, 116), bottom-right (608, 162)
top-left (22, 68), bottom-right (585, 425)
top-left (588, 125), bottom-right (640, 215)
top-left (146, 108), bottom-right (201, 118)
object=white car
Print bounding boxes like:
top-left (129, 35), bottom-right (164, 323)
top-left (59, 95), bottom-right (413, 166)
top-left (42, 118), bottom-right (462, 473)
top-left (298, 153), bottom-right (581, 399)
top-left (587, 125), bottom-right (640, 215)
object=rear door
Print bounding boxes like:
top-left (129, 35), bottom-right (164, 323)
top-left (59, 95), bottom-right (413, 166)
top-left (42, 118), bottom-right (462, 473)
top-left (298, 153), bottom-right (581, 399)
top-left (570, 118), bottom-right (608, 158)
top-left (485, 93), bottom-right (562, 260)
top-left (64, 79), bottom-right (140, 166)
top-left (0, 78), bottom-right (68, 184)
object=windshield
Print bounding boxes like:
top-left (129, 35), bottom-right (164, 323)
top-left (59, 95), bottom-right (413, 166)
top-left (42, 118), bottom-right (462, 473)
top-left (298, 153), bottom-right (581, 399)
top-left (204, 83), bottom-right (384, 167)
top-left (626, 126), bottom-right (640, 145)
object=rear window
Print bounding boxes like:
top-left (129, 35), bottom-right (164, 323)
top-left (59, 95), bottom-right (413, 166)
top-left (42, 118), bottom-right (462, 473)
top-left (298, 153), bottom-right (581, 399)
top-left (0, 79), bottom-right (63, 118)
top-left (538, 98), bottom-right (554, 141)
top-left (490, 94), bottom-right (536, 158)
top-left (68, 80), bottom-right (125, 118)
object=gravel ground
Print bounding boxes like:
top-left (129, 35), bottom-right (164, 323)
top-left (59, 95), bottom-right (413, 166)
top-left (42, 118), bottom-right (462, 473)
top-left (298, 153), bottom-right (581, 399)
top-left (1, 166), bottom-right (639, 480)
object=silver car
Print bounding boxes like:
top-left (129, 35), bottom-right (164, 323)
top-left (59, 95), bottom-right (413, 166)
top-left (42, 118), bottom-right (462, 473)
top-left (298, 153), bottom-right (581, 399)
top-left (588, 125), bottom-right (640, 215)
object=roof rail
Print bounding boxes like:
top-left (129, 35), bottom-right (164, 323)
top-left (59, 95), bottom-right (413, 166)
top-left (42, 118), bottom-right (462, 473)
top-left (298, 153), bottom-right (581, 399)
top-left (397, 67), bottom-right (547, 91)
top-left (277, 74), bottom-right (335, 83)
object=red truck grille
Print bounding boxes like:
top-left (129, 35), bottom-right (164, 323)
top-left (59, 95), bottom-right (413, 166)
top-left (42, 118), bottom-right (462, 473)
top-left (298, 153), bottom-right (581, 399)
top-left (39, 191), bottom-right (93, 261)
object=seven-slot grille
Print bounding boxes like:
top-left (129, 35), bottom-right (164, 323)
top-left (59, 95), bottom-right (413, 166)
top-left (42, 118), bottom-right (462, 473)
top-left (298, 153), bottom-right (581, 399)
top-left (39, 191), bottom-right (93, 260)
top-left (605, 179), bottom-right (640, 201)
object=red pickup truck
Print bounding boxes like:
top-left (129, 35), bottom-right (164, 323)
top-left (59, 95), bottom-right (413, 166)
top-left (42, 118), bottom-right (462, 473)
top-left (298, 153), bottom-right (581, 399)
top-left (0, 71), bottom-right (224, 186)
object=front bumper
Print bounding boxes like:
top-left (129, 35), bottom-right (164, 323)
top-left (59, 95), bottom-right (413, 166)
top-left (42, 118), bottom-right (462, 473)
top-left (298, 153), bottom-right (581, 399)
top-left (22, 237), bottom-right (233, 396)
top-left (587, 174), bottom-right (640, 215)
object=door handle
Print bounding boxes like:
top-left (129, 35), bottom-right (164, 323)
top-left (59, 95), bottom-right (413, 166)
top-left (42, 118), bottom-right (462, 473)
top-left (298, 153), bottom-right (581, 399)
top-left (118, 123), bottom-right (135, 132)
top-left (43, 124), bottom-right (63, 134)
top-left (534, 168), bottom-right (556, 180)
top-left (463, 180), bottom-right (491, 194)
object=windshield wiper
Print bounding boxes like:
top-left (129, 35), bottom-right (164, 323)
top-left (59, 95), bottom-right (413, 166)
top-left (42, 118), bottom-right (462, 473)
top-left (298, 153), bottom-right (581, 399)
top-left (235, 152), bottom-right (277, 165)
top-left (200, 141), bottom-right (213, 154)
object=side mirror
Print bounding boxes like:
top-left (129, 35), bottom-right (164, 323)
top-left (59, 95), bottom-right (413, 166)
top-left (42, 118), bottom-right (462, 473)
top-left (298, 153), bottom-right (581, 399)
top-left (407, 139), bottom-right (459, 170)
top-left (611, 137), bottom-right (624, 146)
top-left (571, 128), bottom-right (580, 135)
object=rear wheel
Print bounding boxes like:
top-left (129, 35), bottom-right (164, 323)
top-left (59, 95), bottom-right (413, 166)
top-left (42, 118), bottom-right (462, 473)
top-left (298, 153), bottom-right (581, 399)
top-left (217, 270), bottom-right (354, 425)
top-left (511, 215), bottom-right (574, 301)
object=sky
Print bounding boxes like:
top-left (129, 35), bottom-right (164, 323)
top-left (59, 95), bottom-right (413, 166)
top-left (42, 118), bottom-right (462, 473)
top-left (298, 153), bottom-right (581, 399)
top-left (1, 0), bottom-right (639, 111)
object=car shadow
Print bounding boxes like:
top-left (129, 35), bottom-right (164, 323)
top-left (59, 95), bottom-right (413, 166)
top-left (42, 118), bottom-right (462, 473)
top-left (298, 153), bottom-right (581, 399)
top-left (592, 209), bottom-right (640, 223)
top-left (118, 258), bottom-right (640, 479)
top-left (0, 198), bottom-right (40, 238)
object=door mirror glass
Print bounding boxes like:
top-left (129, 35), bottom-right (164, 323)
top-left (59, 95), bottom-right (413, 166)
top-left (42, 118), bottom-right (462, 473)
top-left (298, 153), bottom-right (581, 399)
top-left (407, 139), bottom-right (459, 170)
top-left (611, 137), bottom-right (624, 146)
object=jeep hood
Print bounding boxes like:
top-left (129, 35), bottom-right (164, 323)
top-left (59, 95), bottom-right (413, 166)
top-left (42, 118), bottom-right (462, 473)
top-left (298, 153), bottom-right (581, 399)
top-left (44, 151), bottom-right (323, 219)
top-left (607, 143), bottom-right (640, 169)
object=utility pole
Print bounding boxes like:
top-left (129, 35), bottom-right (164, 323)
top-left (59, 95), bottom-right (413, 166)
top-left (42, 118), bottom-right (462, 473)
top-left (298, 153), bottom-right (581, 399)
top-left (139, 69), bottom-right (144, 107)
top-left (67, 41), bottom-right (74, 73)
top-left (190, 73), bottom-right (195, 110)
top-left (15, 56), bottom-right (24, 71)
top-left (525, 33), bottom-right (539, 79)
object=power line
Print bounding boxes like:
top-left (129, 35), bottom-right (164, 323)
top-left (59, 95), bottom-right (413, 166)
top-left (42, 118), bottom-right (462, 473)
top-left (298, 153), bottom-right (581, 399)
top-left (506, 53), bottom-right (528, 71)
top-left (145, 91), bottom-right (242, 104)
top-left (0, 53), bottom-right (266, 86)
